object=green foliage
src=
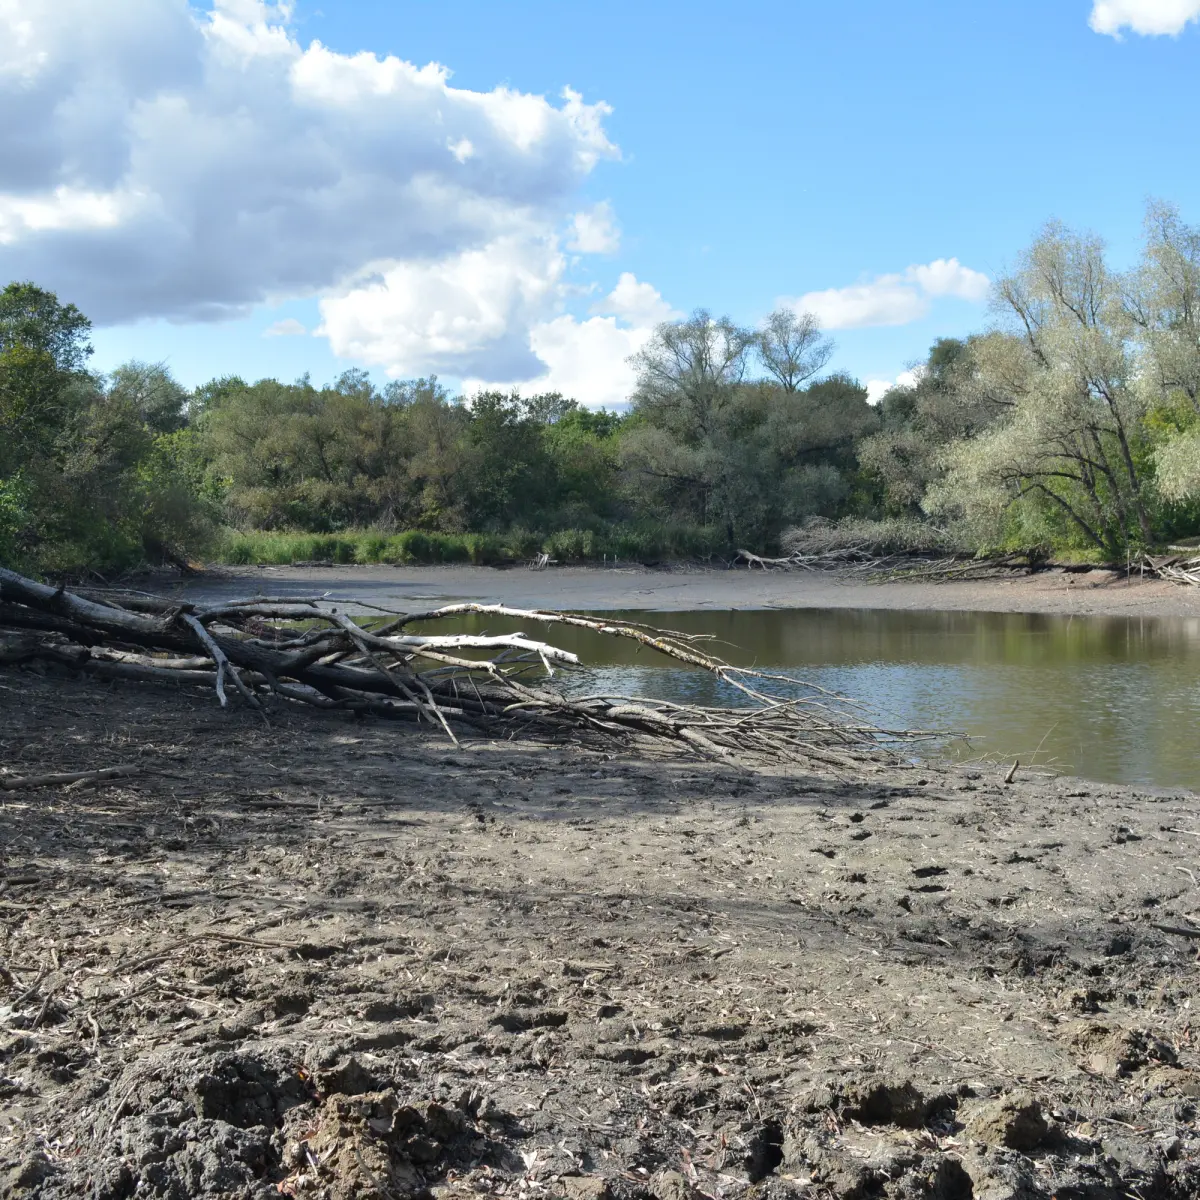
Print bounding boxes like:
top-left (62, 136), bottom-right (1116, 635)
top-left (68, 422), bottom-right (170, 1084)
top-left (216, 522), bottom-right (725, 567)
top-left (12, 204), bottom-right (1200, 576)
top-left (919, 216), bottom-right (1185, 557)
top-left (848, 207), bottom-right (1200, 558)
top-left (464, 391), bottom-right (555, 528)
top-left (622, 315), bottom-right (877, 547)
top-left (108, 361), bottom-right (191, 434)
top-left (0, 343), bottom-right (68, 471)
top-left (219, 528), bottom-right (513, 567)
top-left (0, 282), bottom-right (93, 373)
top-left (0, 474), bottom-right (31, 569)
top-left (200, 374), bottom-right (629, 539)
top-left (0, 283), bottom-right (218, 574)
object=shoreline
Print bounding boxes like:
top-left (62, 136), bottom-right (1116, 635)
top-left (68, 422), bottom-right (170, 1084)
top-left (166, 561), bottom-right (1200, 619)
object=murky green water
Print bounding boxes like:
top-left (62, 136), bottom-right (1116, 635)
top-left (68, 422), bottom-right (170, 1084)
top-left (414, 608), bottom-right (1200, 790)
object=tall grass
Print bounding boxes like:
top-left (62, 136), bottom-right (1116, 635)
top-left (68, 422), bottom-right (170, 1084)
top-left (215, 524), bottom-right (727, 566)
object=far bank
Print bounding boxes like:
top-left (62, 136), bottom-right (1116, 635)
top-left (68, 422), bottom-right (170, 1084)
top-left (168, 562), bottom-right (1200, 620)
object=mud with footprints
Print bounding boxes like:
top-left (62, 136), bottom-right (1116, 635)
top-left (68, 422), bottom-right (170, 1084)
top-left (1, 672), bottom-right (1198, 1199)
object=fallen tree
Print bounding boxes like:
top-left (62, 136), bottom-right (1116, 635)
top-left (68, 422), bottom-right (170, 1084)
top-left (0, 568), bottom-right (926, 768)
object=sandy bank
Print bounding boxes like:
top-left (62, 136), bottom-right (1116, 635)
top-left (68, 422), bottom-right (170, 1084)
top-left (171, 562), bottom-right (1200, 619)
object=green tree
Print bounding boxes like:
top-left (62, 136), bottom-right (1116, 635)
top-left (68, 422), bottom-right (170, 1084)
top-left (926, 224), bottom-right (1155, 555)
top-left (0, 281), bottom-right (93, 372)
top-left (1125, 201), bottom-right (1200, 415)
top-left (464, 391), bottom-right (557, 529)
top-left (623, 310), bottom-right (869, 546)
top-left (0, 280), bottom-right (216, 572)
top-left (107, 361), bottom-right (191, 434)
top-left (621, 310), bottom-right (756, 532)
top-left (857, 337), bottom-right (1004, 515)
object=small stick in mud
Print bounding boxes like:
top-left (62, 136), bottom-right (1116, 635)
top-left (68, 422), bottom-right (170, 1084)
top-left (0, 764), bottom-right (142, 791)
top-left (1150, 922), bottom-right (1200, 940)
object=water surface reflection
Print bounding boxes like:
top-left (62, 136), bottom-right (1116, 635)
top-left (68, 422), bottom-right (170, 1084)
top-left (413, 609), bottom-right (1200, 789)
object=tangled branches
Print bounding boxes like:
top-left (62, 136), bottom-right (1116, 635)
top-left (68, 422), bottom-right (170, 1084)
top-left (735, 546), bottom-right (1034, 581)
top-left (1143, 554), bottom-right (1200, 587)
top-left (0, 568), bottom-right (925, 768)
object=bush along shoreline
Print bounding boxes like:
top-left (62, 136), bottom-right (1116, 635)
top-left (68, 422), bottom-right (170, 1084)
top-left (214, 524), bottom-right (730, 568)
top-left (4, 201), bottom-right (1200, 580)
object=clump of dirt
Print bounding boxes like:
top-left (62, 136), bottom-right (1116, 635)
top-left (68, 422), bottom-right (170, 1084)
top-left (961, 1090), bottom-right (1050, 1151)
top-left (1, 672), bottom-right (1199, 1198)
top-left (276, 1090), bottom-right (488, 1199)
top-left (837, 1078), bottom-right (946, 1130)
top-left (1069, 1022), bottom-right (1179, 1078)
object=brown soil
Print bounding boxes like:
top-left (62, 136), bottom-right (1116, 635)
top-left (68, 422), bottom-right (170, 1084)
top-left (2, 672), bottom-right (1199, 1199)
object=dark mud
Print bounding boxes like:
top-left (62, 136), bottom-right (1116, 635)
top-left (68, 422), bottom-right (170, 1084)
top-left (1, 672), bottom-right (1198, 1199)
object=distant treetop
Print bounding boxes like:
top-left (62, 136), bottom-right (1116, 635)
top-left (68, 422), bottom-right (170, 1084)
top-left (0, 282), bottom-right (93, 374)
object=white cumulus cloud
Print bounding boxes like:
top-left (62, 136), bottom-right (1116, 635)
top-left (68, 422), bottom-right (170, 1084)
top-left (567, 201), bottom-right (620, 255)
top-left (0, 0), bottom-right (617, 359)
top-left (463, 273), bottom-right (680, 409)
top-left (786, 258), bottom-right (990, 331)
top-left (1090, 0), bottom-right (1200, 35)
top-left (263, 317), bottom-right (307, 337)
top-left (317, 233), bottom-right (565, 381)
top-left (865, 369), bottom-right (921, 406)
top-left (907, 258), bottom-right (990, 302)
top-left (598, 271), bottom-right (678, 327)
top-left (796, 275), bottom-right (926, 331)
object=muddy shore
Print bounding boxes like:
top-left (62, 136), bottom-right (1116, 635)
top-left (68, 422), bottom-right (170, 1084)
top-left (2, 670), bottom-right (1198, 1199)
top-left (164, 563), bottom-right (1200, 619)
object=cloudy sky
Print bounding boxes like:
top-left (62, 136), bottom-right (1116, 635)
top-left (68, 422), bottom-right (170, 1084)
top-left (2, 0), bottom-right (1198, 406)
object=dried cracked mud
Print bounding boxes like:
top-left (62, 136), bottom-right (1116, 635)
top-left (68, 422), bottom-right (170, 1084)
top-left (1, 672), bottom-right (1199, 1199)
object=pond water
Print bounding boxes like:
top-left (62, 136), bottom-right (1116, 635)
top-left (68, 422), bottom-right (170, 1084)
top-left (413, 608), bottom-right (1200, 790)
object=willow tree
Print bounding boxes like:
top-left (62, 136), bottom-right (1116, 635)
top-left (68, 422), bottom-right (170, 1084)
top-left (757, 308), bottom-right (833, 393)
top-left (1127, 203), bottom-right (1200, 516)
top-left (1155, 431), bottom-right (1200, 503)
top-left (1126, 202), bottom-right (1200, 415)
top-left (927, 223), bottom-right (1155, 556)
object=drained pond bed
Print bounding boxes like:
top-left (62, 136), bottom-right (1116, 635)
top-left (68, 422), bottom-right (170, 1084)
top-left (1, 670), bottom-right (1199, 1200)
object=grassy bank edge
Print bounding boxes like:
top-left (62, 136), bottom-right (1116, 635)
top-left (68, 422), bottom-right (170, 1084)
top-left (210, 527), bottom-right (1156, 573)
top-left (214, 525), bottom-right (732, 567)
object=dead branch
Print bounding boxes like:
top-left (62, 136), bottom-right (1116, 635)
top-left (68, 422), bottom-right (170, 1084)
top-left (0, 567), bottom-right (939, 767)
top-left (1143, 554), bottom-right (1200, 587)
top-left (0, 765), bottom-right (141, 791)
top-left (1150, 922), bottom-right (1200, 940)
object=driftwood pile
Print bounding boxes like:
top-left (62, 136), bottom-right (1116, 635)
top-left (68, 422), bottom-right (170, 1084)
top-left (735, 546), bottom-right (1032, 580)
top-left (742, 545), bottom-right (1200, 587)
top-left (0, 567), bottom-right (913, 768)
top-left (1144, 554), bottom-right (1200, 587)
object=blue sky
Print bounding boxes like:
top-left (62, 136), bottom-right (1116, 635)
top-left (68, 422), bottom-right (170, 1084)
top-left (3, 0), bottom-right (1199, 404)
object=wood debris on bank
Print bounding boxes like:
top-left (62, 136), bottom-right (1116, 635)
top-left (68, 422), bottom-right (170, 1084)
top-left (0, 567), bottom-right (921, 768)
top-left (1145, 553), bottom-right (1200, 586)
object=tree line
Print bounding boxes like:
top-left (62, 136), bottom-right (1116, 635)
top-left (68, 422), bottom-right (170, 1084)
top-left (2, 201), bottom-right (1198, 575)
top-left (865, 202), bottom-right (1200, 559)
